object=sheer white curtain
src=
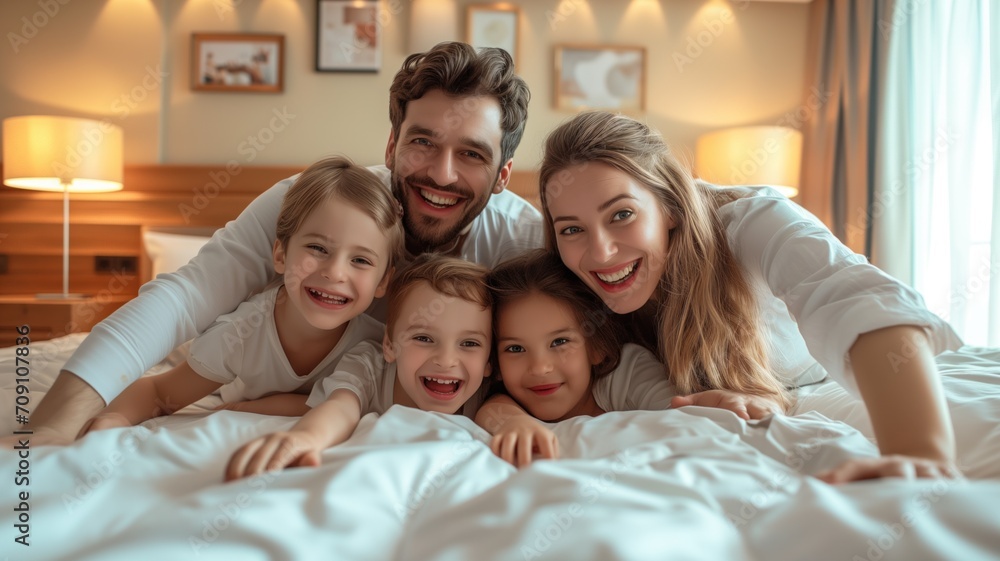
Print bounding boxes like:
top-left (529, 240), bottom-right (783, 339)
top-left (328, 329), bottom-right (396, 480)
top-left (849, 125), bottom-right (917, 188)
top-left (873, 0), bottom-right (1000, 346)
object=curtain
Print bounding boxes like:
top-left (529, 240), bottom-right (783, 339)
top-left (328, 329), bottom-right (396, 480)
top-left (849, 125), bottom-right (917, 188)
top-left (872, 0), bottom-right (999, 346)
top-left (799, 0), bottom-right (895, 254)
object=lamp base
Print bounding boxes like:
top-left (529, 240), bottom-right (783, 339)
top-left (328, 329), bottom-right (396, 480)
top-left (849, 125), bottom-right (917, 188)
top-left (35, 293), bottom-right (90, 300)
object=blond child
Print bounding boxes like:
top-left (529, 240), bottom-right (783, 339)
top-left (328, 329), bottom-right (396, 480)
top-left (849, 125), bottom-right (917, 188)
top-left (77, 157), bottom-right (404, 436)
top-left (225, 254), bottom-right (493, 480)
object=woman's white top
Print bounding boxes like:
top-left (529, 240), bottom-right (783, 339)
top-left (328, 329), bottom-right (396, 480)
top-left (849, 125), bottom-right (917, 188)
top-left (719, 186), bottom-right (961, 395)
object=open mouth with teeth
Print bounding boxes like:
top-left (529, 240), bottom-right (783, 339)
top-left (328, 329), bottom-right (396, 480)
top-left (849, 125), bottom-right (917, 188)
top-left (306, 287), bottom-right (350, 308)
top-left (415, 186), bottom-right (463, 210)
top-left (421, 376), bottom-right (463, 399)
top-left (592, 259), bottom-right (641, 291)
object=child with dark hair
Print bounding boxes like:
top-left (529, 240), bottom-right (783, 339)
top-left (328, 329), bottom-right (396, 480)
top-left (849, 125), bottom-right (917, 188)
top-left (476, 249), bottom-right (675, 467)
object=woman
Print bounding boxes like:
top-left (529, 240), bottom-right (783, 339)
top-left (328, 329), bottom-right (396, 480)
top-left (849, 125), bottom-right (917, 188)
top-left (537, 111), bottom-right (962, 482)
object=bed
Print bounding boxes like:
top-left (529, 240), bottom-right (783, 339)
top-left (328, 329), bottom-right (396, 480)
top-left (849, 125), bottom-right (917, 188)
top-left (3, 334), bottom-right (1000, 560)
top-left (4, 166), bottom-right (1000, 559)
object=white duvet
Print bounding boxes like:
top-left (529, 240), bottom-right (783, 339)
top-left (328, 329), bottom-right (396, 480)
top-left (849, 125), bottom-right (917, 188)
top-left (3, 335), bottom-right (1000, 561)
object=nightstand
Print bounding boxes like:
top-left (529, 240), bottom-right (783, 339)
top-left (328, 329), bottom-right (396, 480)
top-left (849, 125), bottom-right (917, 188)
top-left (0, 295), bottom-right (131, 342)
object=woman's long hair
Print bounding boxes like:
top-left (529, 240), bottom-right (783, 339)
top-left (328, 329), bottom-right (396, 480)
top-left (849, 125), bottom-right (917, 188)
top-left (539, 112), bottom-right (789, 409)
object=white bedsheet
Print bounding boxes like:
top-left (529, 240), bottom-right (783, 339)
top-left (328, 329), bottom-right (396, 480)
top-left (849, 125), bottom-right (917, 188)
top-left (794, 346), bottom-right (1000, 479)
top-left (3, 336), bottom-right (1000, 560)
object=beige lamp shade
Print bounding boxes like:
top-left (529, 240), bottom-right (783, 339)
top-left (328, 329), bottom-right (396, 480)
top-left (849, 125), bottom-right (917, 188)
top-left (3, 115), bottom-right (123, 193)
top-left (695, 126), bottom-right (802, 197)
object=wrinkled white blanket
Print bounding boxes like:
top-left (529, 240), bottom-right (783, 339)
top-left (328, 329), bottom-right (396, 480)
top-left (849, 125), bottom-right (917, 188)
top-left (2, 336), bottom-right (1000, 560)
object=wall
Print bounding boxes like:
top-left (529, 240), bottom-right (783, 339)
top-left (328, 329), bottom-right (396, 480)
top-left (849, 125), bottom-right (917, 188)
top-left (0, 0), bottom-right (811, 170)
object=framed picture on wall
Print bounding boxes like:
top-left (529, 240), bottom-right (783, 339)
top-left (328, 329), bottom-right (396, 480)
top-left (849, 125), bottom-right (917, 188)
top-left (466, 4), bottom-right (519, 67)
top-left (191, 33), bottom-right (284, 93)
top-left (554, 44), bottom-right (646, 111)
top-left (316, 0), bottom-right (381, 72)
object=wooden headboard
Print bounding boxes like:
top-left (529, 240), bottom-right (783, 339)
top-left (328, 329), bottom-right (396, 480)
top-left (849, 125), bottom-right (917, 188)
top-left (0, 164), bottom-right (540, 297)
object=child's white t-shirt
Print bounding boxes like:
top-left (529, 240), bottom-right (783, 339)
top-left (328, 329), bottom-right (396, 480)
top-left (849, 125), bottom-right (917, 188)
top-left (306, 340), bottom-right (396, 415)
top-left (187, 286), bottom-right (385, 403)
top-left (592, 343), bottom-right (676, 412)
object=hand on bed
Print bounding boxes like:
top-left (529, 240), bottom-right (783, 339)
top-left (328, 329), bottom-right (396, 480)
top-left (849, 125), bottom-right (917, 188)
top-left (76, 412), bottom-right (133, 440)
top-left (670, 389), bottom-right (781, 420)
top-left (225, 431), bottom-right (322, 482)
top-left (490, 416), bottom-right (559, 468)
top-left (816, 455), bottom-right (962, 484)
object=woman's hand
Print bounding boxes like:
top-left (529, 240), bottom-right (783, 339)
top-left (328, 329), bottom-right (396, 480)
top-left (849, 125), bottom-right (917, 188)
top-left (817, 455), bottom-right (962, 484)
top-left (490, 415), bottom-right (559, 468)
top-left (76, 412), bottom-right (133, 440)
top-left (225, 431), bottom-right (322, 482)
top-left (670, 389), bottom-right (782, 420)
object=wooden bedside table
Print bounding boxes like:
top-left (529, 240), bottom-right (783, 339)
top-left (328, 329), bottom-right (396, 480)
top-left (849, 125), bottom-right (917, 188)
top-left (0, 295), bottom-right (132, 342)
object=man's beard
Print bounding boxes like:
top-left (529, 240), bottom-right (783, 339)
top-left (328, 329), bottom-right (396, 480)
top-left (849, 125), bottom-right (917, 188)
top-left (391, 171), bottom-right (491, 253)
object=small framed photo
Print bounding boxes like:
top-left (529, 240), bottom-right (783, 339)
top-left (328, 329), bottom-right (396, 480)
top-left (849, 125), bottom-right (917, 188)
top-left (554, 44), bottom-right (646, 111)
top-left (191, 33), bottom-right (284, 93)
top-left (466, 4), bottom-right (519, 67)
top-left (316, 0), bottom-right (381, 72)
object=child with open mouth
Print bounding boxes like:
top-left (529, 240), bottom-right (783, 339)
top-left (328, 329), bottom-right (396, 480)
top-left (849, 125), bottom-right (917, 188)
top-left (225, 253), bottom-right (493, 480)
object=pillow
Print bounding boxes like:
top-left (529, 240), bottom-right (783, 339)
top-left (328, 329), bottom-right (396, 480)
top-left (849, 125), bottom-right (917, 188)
top-left (142, 230), bottom-right (213, 279)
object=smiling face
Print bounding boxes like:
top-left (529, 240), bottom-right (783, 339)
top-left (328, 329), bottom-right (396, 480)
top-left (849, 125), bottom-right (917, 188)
top-left (385, 89), bottom-right (512, 252)
top-left (383, 281), bottom-right (492, 414)
top-left (545, 162), bottom-right (674, 315)
top-left (274, 196), bottom-right (391, 332)
top-left (496, 291), bottom-right (604, 422)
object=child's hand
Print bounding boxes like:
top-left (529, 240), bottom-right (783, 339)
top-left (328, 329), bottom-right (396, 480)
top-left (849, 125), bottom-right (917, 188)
top-left (225, 431), bottom-right (323, 482)
top-left (76, 412), bottom-right (132, 440)
top-left (670, 389), bottom-right (782, 420)
top-left (490, 416), bottom-right (559, 468)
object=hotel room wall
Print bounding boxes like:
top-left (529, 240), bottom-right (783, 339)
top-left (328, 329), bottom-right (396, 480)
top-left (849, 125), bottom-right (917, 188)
top-left (0, 0), bottom-right (810, 168)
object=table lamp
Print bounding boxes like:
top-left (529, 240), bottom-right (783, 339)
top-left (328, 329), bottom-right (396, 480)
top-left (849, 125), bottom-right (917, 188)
top-left (695, 126), bottom-right (803, 198)
top-left (2, 115), bottom-right (124, 298)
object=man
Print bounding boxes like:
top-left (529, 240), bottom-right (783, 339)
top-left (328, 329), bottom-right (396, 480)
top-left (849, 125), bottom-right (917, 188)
top-left (26, 42), bottom-right (543, 444)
